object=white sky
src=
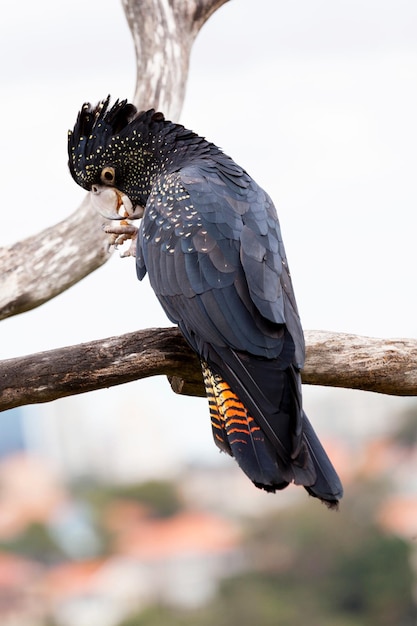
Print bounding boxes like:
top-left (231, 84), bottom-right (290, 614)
top-left (0, 0), bottom-right (416, 477)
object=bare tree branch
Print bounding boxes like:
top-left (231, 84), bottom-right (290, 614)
top-left (0, 1), bottom-right (414, 415)
top-left (0, 0), bottom-right (228, 321)
top-left (303, 331), bottom-right (417, 396)
top-left (0, 327), bottom-right (201, 412)
top-left (1, 330), bottom-right (416, 412)
top-left (0, 196), bottom-right (111, 321)
top-left (123, 0), bottom-right (229, 121)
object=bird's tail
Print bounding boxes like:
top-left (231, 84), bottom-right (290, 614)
top-left (202, 362), bottom-right (291, 492)
top-left (301, 413), bottom-right (343, 507)
top-left (201, 356), bottom-right (343, 509)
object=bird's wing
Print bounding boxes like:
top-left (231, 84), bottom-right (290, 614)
top-left (136, 163), bottom-right (342, 505)
top-left (137, 162), bottom-right (305, 365)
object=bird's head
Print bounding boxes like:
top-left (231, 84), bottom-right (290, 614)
top-left (68, 96), bottom-right (163, 220)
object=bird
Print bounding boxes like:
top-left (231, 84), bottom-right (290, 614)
top-left (68, 97), bottom-right (343, 508)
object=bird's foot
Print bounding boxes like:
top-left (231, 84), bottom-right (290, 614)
top-left (104, 220), bottom-right (138, 257)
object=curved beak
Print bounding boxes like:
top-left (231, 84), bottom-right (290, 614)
top-left (90, 185), bottom-right (144, 221)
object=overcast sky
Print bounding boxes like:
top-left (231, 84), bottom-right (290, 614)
top-left (0, 0), bottom-right (416, 476)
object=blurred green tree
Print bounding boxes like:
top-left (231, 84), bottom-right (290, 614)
top-left (119, 481), bottom-right (415, 626)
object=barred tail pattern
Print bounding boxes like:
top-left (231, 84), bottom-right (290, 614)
top-left (201, 360), bottom-right (286, 489)
top-left (200, 360), bottom-right (342, 504)
top-left (202, 360), bottom-right (263, 451)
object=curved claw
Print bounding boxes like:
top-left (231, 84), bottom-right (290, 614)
top-left (103, 220), bottom-right (138, 257)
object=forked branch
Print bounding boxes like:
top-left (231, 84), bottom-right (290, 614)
top-left (0, 0), bottom-right (229, 322)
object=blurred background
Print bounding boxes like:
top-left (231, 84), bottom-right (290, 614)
top-left (0, 0), bottom-right (417, 624)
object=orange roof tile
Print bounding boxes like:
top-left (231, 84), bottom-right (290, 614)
top-left (377, 496), bottom-right (417, 540)
top-left (42, 559), bottom-right (106, 599)
top-left (0, 453), bottom-right (66, 539)
top-left (117, 510), bottom-right (240, 560)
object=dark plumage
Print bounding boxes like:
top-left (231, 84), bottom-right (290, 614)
top-left (68, 97), bottom-right (343, 508)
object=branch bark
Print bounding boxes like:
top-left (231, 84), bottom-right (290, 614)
top-left (122, 0), bottom-right (228, 121)
top-left (303, 331), bottom-right (417, 396)
top-left (1, 330), bottom-right (416, 412)
top-left (0, 0), bottom-right (228, 321)
top-left (0, 196), bottom-right (111, 320)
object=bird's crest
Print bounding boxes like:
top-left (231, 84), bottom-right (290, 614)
top-left (68, 97), bottom-right (170, 189)
top-left (68, 96), bottom-right (138, 189)
top-left (68, 96), bottom-right (213, 193)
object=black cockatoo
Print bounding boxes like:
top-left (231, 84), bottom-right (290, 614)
top-left (68, 97), bottom-right (343, 508)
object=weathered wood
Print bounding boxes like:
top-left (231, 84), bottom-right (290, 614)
top-left (0, 327), bottom-right (201, 411)
top-left (303, 331), bottom-right (417, 396)
top-left (0, 0), bottom-right (228, 321)
top-left (0, 196), bottom-right (111, 321)
top-left (122, 0), bottom-right (229, 121)
top-left (0, 329), bottom-right (416, 412)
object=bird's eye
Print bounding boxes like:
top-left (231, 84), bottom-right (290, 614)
top-left (100, 166), bottom-right (116, 185)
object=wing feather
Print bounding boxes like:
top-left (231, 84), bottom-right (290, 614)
top-left (136, 162), bottom-right (341, 505)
